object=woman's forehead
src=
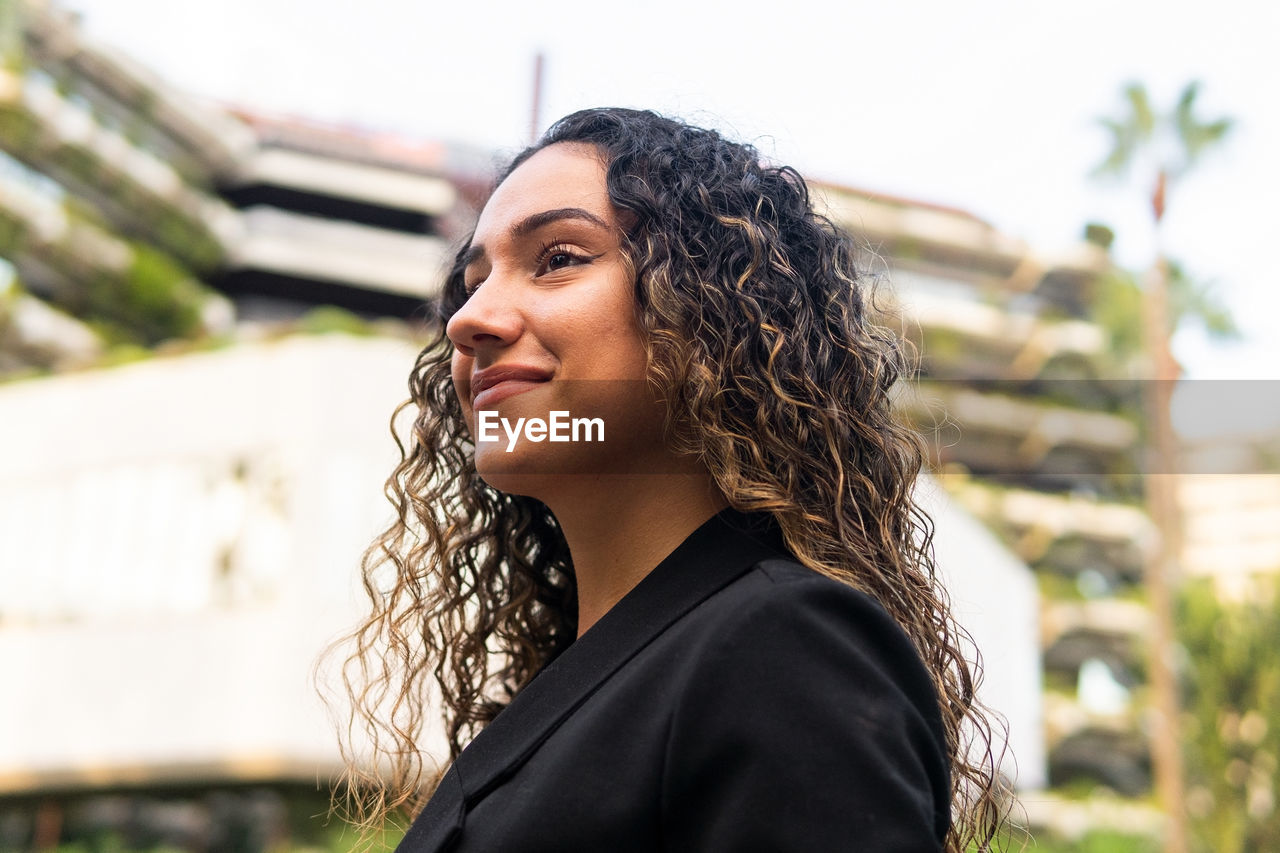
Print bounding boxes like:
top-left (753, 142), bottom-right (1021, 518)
top-left (473, 143), bottom-right (615, 242)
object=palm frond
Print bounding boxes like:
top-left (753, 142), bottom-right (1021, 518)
top-left (1091, 117), bottom-right (1135, 178)
top-left (1174, 80), bottom-right (1234, 166)
top-left (1186, 118), bottom-right (1235, 163)
top-left (1123, 82), bottom-right (1156, 140)
top-left (1174, 81), bottom-right (1203, 136)
top-left (1167, 259), bottom-right (1240, 341)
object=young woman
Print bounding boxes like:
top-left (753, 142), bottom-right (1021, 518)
top-left (333, 108), bottom-right (1008, 852)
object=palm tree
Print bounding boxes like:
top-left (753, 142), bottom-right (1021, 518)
top-left (1091, 81), bottom-right (1233, 853)
top-left (1094, 81), bottom-right (1233, 225)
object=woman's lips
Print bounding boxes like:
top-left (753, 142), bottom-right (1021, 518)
top-left (469, 365), bottom-right (554, 409)
top-left (472, 378), bottom-right (549, 410)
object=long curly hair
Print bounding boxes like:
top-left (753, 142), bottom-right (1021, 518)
top-left (327, 107), bottom-right (1011, 851)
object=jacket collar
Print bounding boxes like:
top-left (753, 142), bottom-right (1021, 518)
top-left (449, 506), bottom-right (787, 806)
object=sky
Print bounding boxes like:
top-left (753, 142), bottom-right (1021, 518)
top-left (63, 0), bottom-right (1279, 391)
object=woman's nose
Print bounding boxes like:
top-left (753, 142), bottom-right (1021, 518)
top-left (446, 279), bottom-right (523, 355)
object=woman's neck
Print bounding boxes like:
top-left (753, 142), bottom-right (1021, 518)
top-left (544, 473), bottom-right (727, 639)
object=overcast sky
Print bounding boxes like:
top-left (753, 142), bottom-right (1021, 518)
top-left (64, 0), bottom-right (1279, 392)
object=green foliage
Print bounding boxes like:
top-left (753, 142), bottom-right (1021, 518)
top-left (297, 305), bottom-right (376, 337)
top-left (1179, 578), bottom-right (1280, 852)
top-left (1089, 267), bottom-right (1143, 361)
top-left (0, 104), bottom-right (45, 155)
top-left (1092, 81), bottom-right (1233, 183)
top-left (41, 836), bottom-right (184, 853)
top-left (21, 820), bottom-right (402, 853)
top-left (1037, 570), bottom-right (1090, 602)
top-left (0, 788), bottom-right (405, 853)
top-left (1165, 259), bottom-right (1239, 342)
top-left (0, 209), bottom-right (26, 255)
top-left (0, 0), bottom-right (23, 73)
top-left (1092, 83), bottom-right (1157, 180)
top-left (50, 144), bottom-right (103, 190)
top-left (83, 243), bottom-right (207, 346)
top-left (1016, 829), bottom-right (1161, 852)
top-left (151, 211), bottom-right (223, 271)
top-left (95, 341), bottom-right (154, 367)
top-left (1083, 223), bottom-right (1115, 251)
top-left (1087, 256), bottom-right (1239, 365)
top-left (1173, 83), bottom-right (1234, 169)
top-left (3, 99), bottom-right (222, 273)
top-left (960, 826), bottom-right (1160, 853)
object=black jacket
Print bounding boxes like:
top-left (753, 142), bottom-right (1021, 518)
top-left (397, 508), bottom-right (951, 852)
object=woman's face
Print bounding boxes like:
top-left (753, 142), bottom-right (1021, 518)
top-left (446, 142), bottom-right (672, 495)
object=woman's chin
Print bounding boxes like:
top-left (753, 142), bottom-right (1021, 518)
top-left (474, 444), bottom-right (707, 502)
top-left (473, 445), bottom-right (584, 498)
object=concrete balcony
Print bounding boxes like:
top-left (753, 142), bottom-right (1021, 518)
top-left (0, 162), bottom-right (132, 295)
top-left (18, 0), bottom-right (254, 179)
top-left (0, 67), bottom-right (235, 269)
top-left (1042, 690), bottom-right (1140, 747)
top-left (816, 182), bottom-right (1029, 277)
top-left (1040, 599), bottom-right (1150, 649)
top-left (814, 180), bottom-right (1108, 317)
top-left (223, 205), bottom-right (449, 303)
top-left (231, 146), bottom-right (456, 221)
top-left (899, 383), bottom-right (1140, 495)
top-left (897, 271), bottom-right (1106, 373)
top-left (943, 478), bottom-right (1152, 544)
top-left (0, 289), bottom-right (103, 372)
top-left (939, 477), bottom-right (1151, 585)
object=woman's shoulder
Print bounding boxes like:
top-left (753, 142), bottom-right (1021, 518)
top-left (657, 555), bottom-right (954, 848)
top-left (670, 553), bottom-right (945, 723)
top-left (696, 556), bottom-right (923, 652)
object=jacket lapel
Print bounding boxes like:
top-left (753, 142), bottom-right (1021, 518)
top-left (451, 507), bottom-right (788, 807)
top-left (397, 764), bottom-right (464, 852)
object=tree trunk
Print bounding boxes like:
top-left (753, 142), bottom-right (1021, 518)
top-left (1142, 250), bottom-right (1189, 853)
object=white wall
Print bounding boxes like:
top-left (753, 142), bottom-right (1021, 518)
top-left (0, 335), bottom-right (421, 789)
top-left (918, 473), bottom-right (1047, 791)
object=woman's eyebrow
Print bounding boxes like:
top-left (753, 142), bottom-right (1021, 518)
top-left (463, 207), bottom-right (610, 268)
top-left (511, 206), bottom-right (609, 238)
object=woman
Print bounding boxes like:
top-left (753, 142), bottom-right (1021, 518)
top-left (332, 108), bottom-right (1008, 851)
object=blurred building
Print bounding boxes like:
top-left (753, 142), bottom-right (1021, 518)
top-left (0, 0), bottom-right (1163, 848)
top-left (1179, 415), bottom-right (1280, 599)
top-left (0, 1), bottom-right (469, 844)
top-left (0, 0), bottom-right (482, 371)
top-left (816, 183), bottom-right (1161, 838)
top-left (1, 0), bottom-right (241, 366)
top-left (215, 109), bottom-right (465, 320)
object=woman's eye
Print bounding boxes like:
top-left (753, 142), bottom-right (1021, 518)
top-left (537, 244), bottom-right (592, 276)
top-left (546, 252), bottom-right (575, 271)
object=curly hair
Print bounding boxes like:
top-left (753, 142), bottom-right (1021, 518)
top-left (327, 107), bottom-right (1011, 851)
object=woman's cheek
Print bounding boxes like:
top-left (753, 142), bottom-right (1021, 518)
top-left (450, 351), bottom-right (475, 420)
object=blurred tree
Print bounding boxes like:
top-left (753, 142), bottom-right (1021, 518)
top-left (1090, 256), bottom-right (1240, 363)
top-left (82, 243), bottom-right (209, 346)
top-left (1179, 579), bottom-right (1280, 852)
top-left (964, 827), bottom-right (1161, 852)
top-left (1090, 80), bottom-right (1234, 853)
top-left (1092, 82), bottom-right (1233, 219)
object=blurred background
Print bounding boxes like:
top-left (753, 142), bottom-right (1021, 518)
top-left (1, 0), bottom-right (1277, 850)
